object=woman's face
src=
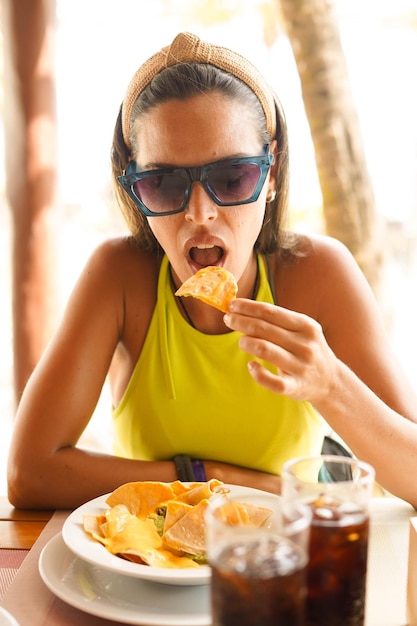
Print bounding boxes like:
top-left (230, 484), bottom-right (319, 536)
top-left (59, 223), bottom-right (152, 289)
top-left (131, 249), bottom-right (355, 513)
top-left (133, 92), bottom-right (276, 294)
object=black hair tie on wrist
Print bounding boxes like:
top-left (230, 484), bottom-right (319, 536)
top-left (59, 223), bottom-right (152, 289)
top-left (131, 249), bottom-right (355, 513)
top-left (173, 455), bottom-right (207, 482)
top-left (173, 455), bottom-right (195, 482)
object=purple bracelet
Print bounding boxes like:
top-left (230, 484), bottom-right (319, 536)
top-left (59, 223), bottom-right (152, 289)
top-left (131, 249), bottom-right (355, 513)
top-left (191, 459), bottom-right (207, 482)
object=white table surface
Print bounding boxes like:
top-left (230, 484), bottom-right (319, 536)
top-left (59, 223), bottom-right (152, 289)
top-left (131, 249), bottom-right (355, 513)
top-left (366, 496), bottom-right (416, 626)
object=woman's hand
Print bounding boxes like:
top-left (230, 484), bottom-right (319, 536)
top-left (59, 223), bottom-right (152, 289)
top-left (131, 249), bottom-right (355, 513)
top-left (224, 298), bottom-right (338, 406)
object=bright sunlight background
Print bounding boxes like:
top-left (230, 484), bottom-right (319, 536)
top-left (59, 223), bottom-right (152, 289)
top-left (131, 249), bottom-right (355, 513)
top-left (1, 0), bottom-right (417, 490)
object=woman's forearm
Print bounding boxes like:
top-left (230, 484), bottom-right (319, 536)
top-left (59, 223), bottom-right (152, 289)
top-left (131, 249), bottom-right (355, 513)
top-left (7, 447), bottom-right (178, 510)
top-left (7, 446), bottom-right (282, 510)
top-left (314, 360), bottom-right (417, 508)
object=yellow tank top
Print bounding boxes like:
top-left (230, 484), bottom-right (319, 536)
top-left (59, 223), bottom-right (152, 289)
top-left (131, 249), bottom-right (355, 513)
top-left (112, 254), bottom-right (326, 475)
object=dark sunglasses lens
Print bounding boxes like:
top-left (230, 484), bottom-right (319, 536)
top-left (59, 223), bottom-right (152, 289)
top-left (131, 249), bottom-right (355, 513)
top-left (207, 163), bottom-right (262, 203)
top-left (133, 172), bottom-right (189, 213)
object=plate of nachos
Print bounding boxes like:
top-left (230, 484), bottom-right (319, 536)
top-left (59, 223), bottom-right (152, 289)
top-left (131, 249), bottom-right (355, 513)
top-left (61, 479), bottom-right (274, 586)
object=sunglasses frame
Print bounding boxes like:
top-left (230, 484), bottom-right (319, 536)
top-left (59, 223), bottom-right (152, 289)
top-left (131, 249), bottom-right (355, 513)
top-left (117, 144), bottom-right (273, 216)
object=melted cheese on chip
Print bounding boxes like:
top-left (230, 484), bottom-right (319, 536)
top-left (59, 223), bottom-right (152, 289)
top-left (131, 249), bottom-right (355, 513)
top-left (86, 504), bottom-right (199, 569)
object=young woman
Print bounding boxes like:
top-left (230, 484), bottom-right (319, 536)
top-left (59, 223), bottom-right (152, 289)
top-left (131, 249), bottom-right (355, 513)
top-left (7, 33), bottom-right (417, 509)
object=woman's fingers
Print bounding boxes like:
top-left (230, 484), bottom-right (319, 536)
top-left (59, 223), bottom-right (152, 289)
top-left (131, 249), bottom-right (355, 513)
top-left (227, 298), bottom-right (303, 331)
top-left (225, 299), bottom-right (322, 367)
top-left (225, 298), bottom-right (335, 402)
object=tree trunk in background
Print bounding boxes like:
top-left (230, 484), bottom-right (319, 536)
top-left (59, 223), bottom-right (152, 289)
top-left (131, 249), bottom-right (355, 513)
top-left (1, 0), bottom-right (58, 405)
top-left (278, 0), bottom-right (384, 294)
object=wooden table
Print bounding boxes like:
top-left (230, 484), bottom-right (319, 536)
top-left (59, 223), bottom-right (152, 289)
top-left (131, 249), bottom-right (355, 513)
top-left (0, 495), bottom-right (415, 625)
top-left (0, 496), bottom-right (53, 550)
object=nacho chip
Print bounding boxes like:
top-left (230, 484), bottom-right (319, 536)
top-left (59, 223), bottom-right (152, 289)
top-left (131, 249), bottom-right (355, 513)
top-left (83, 512), bottom-right (106, 539)
top-left (163, 499), bottom-right (209, 557)
top-left (218, 500), bottom-right (273, 527)
top-left (83, 480), bottom-right (272, 570)
top-left (163, 500), bottom-right (193, 533)
top-left (172, 478), bottom-right (224, 506)
top-left (105, 481), bottom-right (176, 518)
top-left (175, 266), bottom-right (238, 312)
top-left (84, 503), bottom-right (199, 569)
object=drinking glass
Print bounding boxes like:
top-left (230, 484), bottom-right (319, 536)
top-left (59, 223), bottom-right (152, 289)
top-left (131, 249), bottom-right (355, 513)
top-left (205, 490), bottom-right (311, 626)
top-left (282, 455), bottom-right (375, 626)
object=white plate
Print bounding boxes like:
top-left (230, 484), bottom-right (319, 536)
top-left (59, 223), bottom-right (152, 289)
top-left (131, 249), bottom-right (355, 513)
top-left (62, 484), bottom-right (266, 586)
top-left (0, 609), bottom-right (20, 626)
top-left (39, 533), bottom-right (211, 626)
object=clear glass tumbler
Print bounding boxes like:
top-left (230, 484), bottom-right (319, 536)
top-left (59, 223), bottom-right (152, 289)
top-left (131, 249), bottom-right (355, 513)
top-left (282, 455), bottom-right (375, 626)
top-left (205, 489), bottom-right (312, 626)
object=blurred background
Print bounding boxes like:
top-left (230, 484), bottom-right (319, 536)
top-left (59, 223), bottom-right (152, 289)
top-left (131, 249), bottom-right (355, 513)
top-left (1, 0), bottom-right (417, 490)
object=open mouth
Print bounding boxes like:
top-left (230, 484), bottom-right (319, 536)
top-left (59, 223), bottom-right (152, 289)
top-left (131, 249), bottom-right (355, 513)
top-left (189, 244), bottom-right (224, 267)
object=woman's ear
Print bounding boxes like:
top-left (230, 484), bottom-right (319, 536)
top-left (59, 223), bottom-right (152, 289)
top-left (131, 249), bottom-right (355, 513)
top-left (269, 139), bottom-right (278, 170)
top-left (267, 139), bottom-right (278, 198)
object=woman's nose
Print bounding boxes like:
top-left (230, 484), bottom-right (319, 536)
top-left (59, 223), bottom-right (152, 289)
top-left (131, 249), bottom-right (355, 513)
top-left (184, 182), bottom-right (218, 223)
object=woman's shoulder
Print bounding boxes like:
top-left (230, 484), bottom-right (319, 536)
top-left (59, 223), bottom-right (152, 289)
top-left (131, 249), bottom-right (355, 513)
top-left (269, 233), bottom-right (364, 314)
top-left (69, 237), bottom-right (161, 315)
top-left (272, 232), bottom-right (357, 274)
top-left (83, 236), bottom-right (160, 282)
top-left (281, 231), bottom-right (353, 259)
top-left (76, 237), bottom-right (161, 367)
top-left (89, 235), bottom-right (158, 264)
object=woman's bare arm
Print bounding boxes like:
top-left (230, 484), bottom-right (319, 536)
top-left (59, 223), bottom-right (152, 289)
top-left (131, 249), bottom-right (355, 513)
top-left (224, 236), bottom-right (417, 507)
top-left (7, 239), bottom-right (281, 509)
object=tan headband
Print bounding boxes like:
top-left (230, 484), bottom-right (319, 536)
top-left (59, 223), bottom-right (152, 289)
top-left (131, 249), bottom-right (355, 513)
top-left (121, 32), bottom-right (277, 149)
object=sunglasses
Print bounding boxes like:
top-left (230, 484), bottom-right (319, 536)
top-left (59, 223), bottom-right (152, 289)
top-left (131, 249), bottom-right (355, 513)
top-left (117, 144), bottom-right (273, 216)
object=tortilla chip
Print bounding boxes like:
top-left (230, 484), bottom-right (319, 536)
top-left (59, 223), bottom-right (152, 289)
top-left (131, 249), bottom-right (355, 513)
top-left (163, 500), bottom-right (193, 533)
top-left (217, 500), bottom-right (273, 527)
top-left (83, 513), bottom-right (107, 540)
top-left (163, 499), bottom-right (209, 556)
top-left (170, 480), bottom-right (194, 496)
top-left (105, 481), bottom-right (176, 518)
top-left (173, 478), bottom-right (225, 505)
top-left (84, 479), bottom-right (254, 568)
top-left (175, 266), bottom-right (238, 312)
top-left (83, 503), bottom-right (199, 569)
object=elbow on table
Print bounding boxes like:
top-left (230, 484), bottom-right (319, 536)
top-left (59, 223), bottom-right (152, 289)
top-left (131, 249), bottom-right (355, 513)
top-left (7, 456), bottom-right (50, 510)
